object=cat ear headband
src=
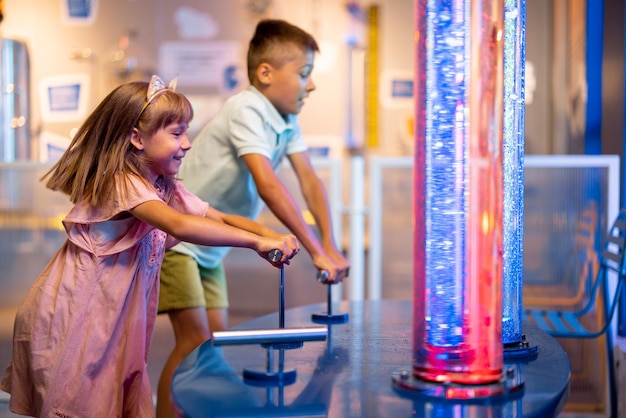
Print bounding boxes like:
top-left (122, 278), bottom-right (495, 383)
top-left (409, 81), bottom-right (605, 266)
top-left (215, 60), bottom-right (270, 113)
top-left (138, 74), bottom-right (178, 117)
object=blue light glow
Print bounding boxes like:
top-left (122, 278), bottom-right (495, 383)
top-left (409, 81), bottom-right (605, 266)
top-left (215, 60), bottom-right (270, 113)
top-left (424, 0), bottom-right (468, 347)
top-left (502, 0), bottom-right (526, 345)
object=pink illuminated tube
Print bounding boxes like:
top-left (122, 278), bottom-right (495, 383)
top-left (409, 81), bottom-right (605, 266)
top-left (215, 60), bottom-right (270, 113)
top-left (392, 0), bottom-right (523, 400)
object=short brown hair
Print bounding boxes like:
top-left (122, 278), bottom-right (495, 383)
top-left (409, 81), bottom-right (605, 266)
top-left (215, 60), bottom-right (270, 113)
top-left (247, 19), bottom-right (319, 84)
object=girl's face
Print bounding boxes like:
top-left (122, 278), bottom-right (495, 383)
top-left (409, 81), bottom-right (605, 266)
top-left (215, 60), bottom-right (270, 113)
top-left (263, 47), bottom-right (316, 117)
top-left (131, 121), bottom-right (191, 181)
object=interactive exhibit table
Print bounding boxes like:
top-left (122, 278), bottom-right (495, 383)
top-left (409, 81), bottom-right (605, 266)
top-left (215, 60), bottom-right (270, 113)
top-left (172, 299), bottom-right (570, 418)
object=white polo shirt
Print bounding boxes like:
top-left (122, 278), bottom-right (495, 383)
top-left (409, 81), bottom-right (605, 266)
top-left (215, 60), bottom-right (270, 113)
top-left (172, 86), bottom-right (308, 268)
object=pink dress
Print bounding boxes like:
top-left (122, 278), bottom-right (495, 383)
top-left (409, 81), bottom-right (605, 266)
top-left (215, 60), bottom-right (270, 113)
top-left (0, 176), bottom-right (208, 418)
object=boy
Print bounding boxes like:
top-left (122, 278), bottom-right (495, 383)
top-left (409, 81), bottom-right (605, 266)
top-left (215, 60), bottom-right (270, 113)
top-left (156, 19), bottom-right (350, 418)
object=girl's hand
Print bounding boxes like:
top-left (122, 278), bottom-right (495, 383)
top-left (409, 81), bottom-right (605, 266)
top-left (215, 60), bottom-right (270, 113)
top-left (257, 234), bottom-right (299, 267)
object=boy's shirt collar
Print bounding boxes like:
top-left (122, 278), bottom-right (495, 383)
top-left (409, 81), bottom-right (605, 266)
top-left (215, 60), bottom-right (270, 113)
top-left (249, 86), bottom-right (295, 134)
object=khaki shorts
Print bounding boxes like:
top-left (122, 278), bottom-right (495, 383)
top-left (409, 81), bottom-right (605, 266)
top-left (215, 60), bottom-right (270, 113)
top-left (158, 250), bottom-right (228, 313)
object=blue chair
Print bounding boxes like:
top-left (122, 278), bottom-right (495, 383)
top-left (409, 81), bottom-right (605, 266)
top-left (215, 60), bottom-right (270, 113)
top-left (524, 208), bottom-right (626, 418)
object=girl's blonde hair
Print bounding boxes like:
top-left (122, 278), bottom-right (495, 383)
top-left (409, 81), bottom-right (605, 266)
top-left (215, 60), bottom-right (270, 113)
top-left (42, 80), bottom-right (193, 206)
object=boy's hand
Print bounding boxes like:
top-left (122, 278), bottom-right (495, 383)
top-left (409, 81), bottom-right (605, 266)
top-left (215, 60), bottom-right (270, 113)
top-left (312, 248), bottom-right (350, 284)
top-left (327, 247), bottom-right (350, 277)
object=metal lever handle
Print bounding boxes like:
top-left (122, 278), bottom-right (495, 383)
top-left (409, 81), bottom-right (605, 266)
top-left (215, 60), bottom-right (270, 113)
top-left (268, 249), bottom-right (282, 262)
top-left (317, 267), bottom-right (350, 283)
top-left (213, 327), bottom-right (328, 346)
top-left (316, 270), bottom-right (330, 283)
top-left (267, 248), bottom-right (287, 328)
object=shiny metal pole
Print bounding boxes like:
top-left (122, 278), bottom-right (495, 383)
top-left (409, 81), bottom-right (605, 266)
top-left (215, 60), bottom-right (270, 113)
top-left (212, 327), bottom-right (328, 346)
top-left (279, 265), bottom-right (285, 328)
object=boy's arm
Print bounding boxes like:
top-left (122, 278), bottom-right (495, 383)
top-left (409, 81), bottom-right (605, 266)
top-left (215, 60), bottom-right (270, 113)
top-left (286, 152), bottom-right (338, 249)
top-left (242, 152), bottom-right (350, 282)
top-left (288, 151), bottom-right (350, 274)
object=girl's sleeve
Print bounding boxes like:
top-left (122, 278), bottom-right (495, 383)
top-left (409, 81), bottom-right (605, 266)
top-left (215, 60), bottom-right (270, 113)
top-left (63, 176), bottom-right (166, 255)
top-left (168, 180), bottom-right (209, 217)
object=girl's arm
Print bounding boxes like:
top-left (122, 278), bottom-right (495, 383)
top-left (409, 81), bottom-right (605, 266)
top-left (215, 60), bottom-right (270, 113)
top-left (129, 200), bottom-right (299, 263)
top-left (204, 205), bottom-right (284, 239)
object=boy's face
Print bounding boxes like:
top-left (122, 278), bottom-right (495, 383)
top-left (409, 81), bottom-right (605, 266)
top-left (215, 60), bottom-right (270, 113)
top-left (261, 46), bottom-right (316, 116)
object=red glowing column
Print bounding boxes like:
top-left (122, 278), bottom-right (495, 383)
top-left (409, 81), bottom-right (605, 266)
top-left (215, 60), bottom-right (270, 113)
top-left (411, 0), bottom-right (506, 391)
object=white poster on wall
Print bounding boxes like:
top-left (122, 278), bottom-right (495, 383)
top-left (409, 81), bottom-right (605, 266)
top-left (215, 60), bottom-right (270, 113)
top-left (39, 73), bottom-right (90, 123)
top-left (60, 0), bottom-right (98, 26)
top-left (158, 41), bottom-right (243, 90)
top-left (380, 70), bottom-right (414, 109)
top-left (185, 95), bottom-right (224, 139)
top-left (39, 131), bottom-right (71, 163)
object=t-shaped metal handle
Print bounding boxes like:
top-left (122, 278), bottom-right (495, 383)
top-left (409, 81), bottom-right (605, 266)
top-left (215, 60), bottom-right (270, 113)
top-left (268, 249), bottom-right (282, 263)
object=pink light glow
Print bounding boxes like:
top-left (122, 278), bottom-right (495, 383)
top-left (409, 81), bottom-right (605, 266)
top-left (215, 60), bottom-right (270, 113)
top-left (412, 0), bottom-right (505, 386)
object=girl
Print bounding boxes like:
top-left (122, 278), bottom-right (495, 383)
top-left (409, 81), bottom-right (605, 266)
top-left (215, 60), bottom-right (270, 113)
top-left (0, 75), bottom-right (299, 418)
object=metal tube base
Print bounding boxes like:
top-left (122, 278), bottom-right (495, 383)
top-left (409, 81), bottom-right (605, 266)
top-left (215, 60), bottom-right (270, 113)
top-left (311, 284), bottom-right (349, 324)
top-left (391, 367), bottom-right (525, 403)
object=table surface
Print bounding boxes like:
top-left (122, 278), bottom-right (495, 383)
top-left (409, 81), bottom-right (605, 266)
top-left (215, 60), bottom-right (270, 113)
top-left (172, 299), bottom-right (570, 418)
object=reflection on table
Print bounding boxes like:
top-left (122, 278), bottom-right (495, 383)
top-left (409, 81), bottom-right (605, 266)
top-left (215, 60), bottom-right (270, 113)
top-left (172, 299), bottom-right (570, 418)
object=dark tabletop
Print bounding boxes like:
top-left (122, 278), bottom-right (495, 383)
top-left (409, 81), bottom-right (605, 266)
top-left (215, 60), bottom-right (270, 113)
top-left (172, 299), bottom-right (570, 418)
